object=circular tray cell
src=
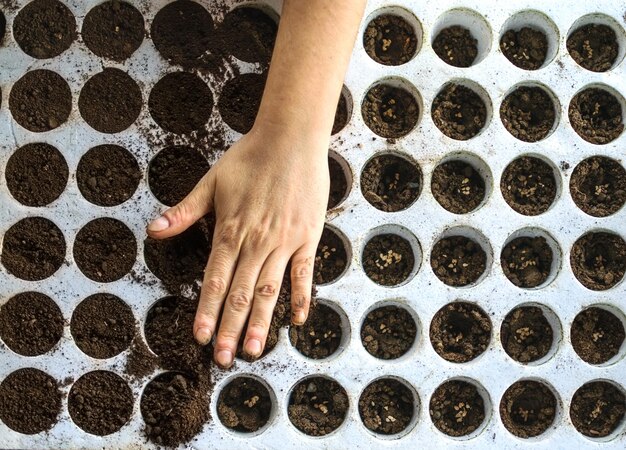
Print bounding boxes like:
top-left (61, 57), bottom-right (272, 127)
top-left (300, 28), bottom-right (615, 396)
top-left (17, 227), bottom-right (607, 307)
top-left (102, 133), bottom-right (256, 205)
top-left (433, 25), bottom-right (478, 67)
top-left (149, 72), bottom-right (214, 135)
top-left (288, 376), bottom-right (349, 436)
top-left (432, 160), bottom-right (485, 214)
top-left (78, 68), bottom-right (142, 133)
top-left (501, 306), bottom-right (553, 363)
top-left (430, 379), bottom-right (486, 437)
top-left (363, 14), bottom-right (418, 65)
top-left (501, 156), bottom-right (558, 216)
top-left (432, 83), bottom-right (488, 140)
top-left (431, 235), bottom-right (487, 287)
top-left (570, 381), bottom-right (626, 438)
top-left (73, 218), bottom-right (137, 283)
top-left (327, 153), bottom-right (350, 210)
top-left (362, 233), bottom-right (415, 286)
top-left (361, 153), bottom-right (422, 212)
top-left (9, 69), bottom-right (71, 132)
top-left (0, 291), bottom-right (63, 356)
top-left (0, 368), bottom-right (62, 434)
top-left (332, 88), bottom-right (351, 135)
top-left (500, 380), bottom-right (557, 438)
top-left (359, 378), bottom-right (415, 435)
top-left (501, 236), bottom-right (553, 288)
top-left (217, 376), bottom-right (273, 433)
top-left (70, 293), bottom-right (135, 359)
top-left (569, 87), bottom-right (624, 145)
top-left (500, 85), bottom-right (556, 142)
top-left (289, 303), bottom-right (343, 359)
top-left (82, 1), bottom-right (145, 61)
top-left (570, 232), bottom-right (626, 291)
top-left (567, 24), bottom-right (618, 72)
top-left (13, 0), bottom-right (76, 58)
top-left (570, 156), bottom-right (626, 217)
top-left (77, 144), bottom-right (142, 207)
top-left (362, 81), bottom-right (420, 139)
top-left (500, 27), bottom-right (548, 70)
top-left (217, 6), bottom-right (277, 64)
top-left (68, 371), bottom-right (133, 436)
top-left (361, 304), bottom-right (417, 360)
top-left (314, 226), bottom-right (348, 285)
top-left (1, 217), bottom-right (65, 281)
top-left (571, 307), bottom-right (625, 365)
top-left (218, 72), bottom-right (267, 134)
top-left (6, 142), bottom-right (68, 207)
top-left (148, 146), bottom-right (210, 206)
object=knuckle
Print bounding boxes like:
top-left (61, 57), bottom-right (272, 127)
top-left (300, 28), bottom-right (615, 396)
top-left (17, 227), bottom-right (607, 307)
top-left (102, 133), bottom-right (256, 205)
top-left (217, 222), bottom-right (239, 249)
top-left (203, 277), bottom-right (227, 298)
top-left (291, 259), bottom-right (313, 281)
top-left (255, 281), bottom-right (279, 299)
top-left (227, 291), bottom-right (252, 312)
top-left (215, 330), bottom-right (239, 348)
top-left (247, 319), bottom-right (269, 337)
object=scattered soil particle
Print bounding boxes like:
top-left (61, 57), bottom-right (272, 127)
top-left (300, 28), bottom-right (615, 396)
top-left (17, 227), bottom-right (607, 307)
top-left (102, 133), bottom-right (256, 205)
top-left (500, 27), bottom-right (548, 70)
top-left (431, 160), bottom-right (485, 214)
top-left (431, 235), bottom-right (487, 287)
top-left (500, 86), bottom-right (556, 142)
top-left (363, 14), bottom-right (417, 66)
top-left (432, 83), bottom-right (487, 140)
top-left (362, 233), bottom-right (415, 286)
top-left (125, 335), bottom-right (158, 380)
top-left (571, 307), bottom-right (625, 365)
top-left (290, 303), bottom-right (342, 359)
top-left (567, 24), bottom-right (618, 72)
top-left (569, 88), bottom-right (624, 144)
top-left (501, 306), bottom-right (553, 363)
top-left (433, 25), bottom-right (478, 67)
top-left (0, 368), bottom-right (62, 434)
top-left (362, 83), bottom-right (419, 138)
top-left (359, 378), bottom-right (414, 435)
top-left (218, 72), bottom-right (266, 134)
top-left (13, 0), bottom-right (76, 58)
top-left (430, 380), bottom-right (485, 437)
top-left (360, 305), bottom-right (416, 359)
top-left (501, 156), bottom-right (557, 216)
top-left (217, 377), bottom-right (272, 432)
top-left (501, 236), bottom-right (553, 288)
top-left (500, 380), bottom-right (557, 438)
top-left (570, 156), bottom-right (626, 217)
top-left (77, 144), bottom-right (142, 207)
top-left (217, 6), bottom-right (277, 65)
top-left (570, 381), bottom-right (626, 438)
top-left (361, 153), bottom-right (421, 212)
top-left (570, 232), bottom-right (626, 291)
top-left (9, 69), bottom-right (71, 132)
top-left (6, 142), bottom-right (68, 206)
top-left (0, 291), bottom-right (63, 356)
top-left (332, 91), bottom-right (350, 135)
top-left (327, 155), bottom-right (349, 209)
top-left (1, 217), bottom-right (66, 281)
top-left (82, 1), bottom-right (145, 61)
top-left (314, 227), bottom-right (348, 284)
top-left (73, 218), bottom-right (137, 283)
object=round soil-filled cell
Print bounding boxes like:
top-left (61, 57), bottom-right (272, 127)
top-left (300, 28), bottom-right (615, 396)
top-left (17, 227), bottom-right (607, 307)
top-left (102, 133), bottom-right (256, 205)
top-left (362, 83), bottom-right (420, 138)
top-left (567, 24), bottom-right (618, 72)
top-left (433, 25), bottom-right (478, 67)
top-left (82, 1), bottom-right (144, 61)
top-left (148, 146), bottom-right (210, 206)
top-left (1, 217), bottom-right (66, 281)
top-left (501, 306), bottom-right (553, 363)
top-left (314, 227), bottom-right (348, 285)
top-left (570, 156), bottom-right (626, 217)
top-left (361, 305), bottom-right (416, 359)
top-left (0, 292), bottom-right (63, 356)
top-left (13, 0), bottom-right (76, 58)
top-left (570, 381), bottom-right (626, 438)
top-left (570, 232), bottom-right (626, 291)
top-left (0, 368), bottom-right (62, 434)
top-left (70, 294), bottom-right (135, 359)
top-left (77, 144), bottom-right (142, 207)
top-left (149, 72), bottom-right (214, 135)
top-left (359, 378), bottom-right (415, 435)
top-left (332, 91), bottom-right (350, 135)
top-left (569, 88), bottom-right (624, 144)
top-left (501, 156), bottom-right (557, 216)
top-left (431, 235), bottom-right (487, 287)
top-left (501, 236), bottom-right (554, 288)
top-left (217, 376), bottom-right (273, 432)
top-left (432, 83), bottom-right (488, 140)
top-left (79, 68), bottom-right (142, 133)
top-left (9, 69), bottom-right (71, 132)
top-left (431, 160), bottom-right (485, 214)
top-left (73, 218), bottom-right (137, 283)
top-left (289, 303), bottom-right (343, 359)
top-left (6, 142), bottom-right (68, 207)
top-left (362, 233), bottom-right (415, 286)
top-left (430, 380), bottom-right (486, 437)
top-left (571, 307), bottom-right (625, 365)
top-left (361, 154), bottom-right (422, 212)
top-left (500, 86), bottom-right (556, 142)
top-left (363, 14), bottom-right (418, 66)
top-left (68, 371), bottom-right (133, 436)
top-left (327, 155), bottom-right (349, 209)
top-left (218, 72), bottom-right (266, 134)
top-left (217, 6), bottom-right (277, 64)
top-left (500, 380), bottom-right (557, 438)
top-left (500, 27), bottom-right (548, 70)
top-left (288, 376), bottom-right (349, 436)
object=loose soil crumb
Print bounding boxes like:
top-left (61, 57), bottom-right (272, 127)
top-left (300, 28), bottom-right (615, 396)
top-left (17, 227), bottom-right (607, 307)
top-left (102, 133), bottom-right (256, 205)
top-left (570, 381), bottom-right (626, 438)
top-left (432, 84), bottom-right (487, 140)
top-left (6, 142), bottom-right (68, 206)
top-left (501, 306), bottom-right (553, 363)
top-left (363, 14), bottom-right (417, 66)
top-left (362, 83), bottom-right (419, 138)
top-left (431, 235), bottom-right (487, 286)
top-left (430, 380), bottom-right (485, 437)
top-left (362, 233), bottom-right (415, 286)
top-left (500, 27), bottom-right (548, 70)
top-left (501, 236), bottom-right (553, 288)
top-left (327, 155), bottom-right (349, 209)
top-left (571, 307), bottom-right (625, 365)
top-left (570, 156), bottom-right (626, 217)
top-left (500, 380), bottom-right (557, 438)
top-left (570, 232), bottom-right (626, 291)
top-left (433, 25), bottom-right (478, 67)
top-left (0, 291), bottom-right (63, 356)
top-left (332, 91), bottom-right (350, 135)
top-left (567, 24), bottom-right (618, 72)
top-left (500, 86), bottom-right (556, 142)
top-left (501, 156), bottom-right (557, 216)
top-left (361, 154), bottom-right (421, 212)
top-left (217, 377), bottom-right (272, 432)
top-left (218, 72), bottom-right (267, 134)
top-left (314, 227), bottom-right (348, 284)
top-left (125, 335), bottom-right (158, 380)
top-left (290, 303), bottom-right (342, 359)
top-left (432, 160), bottom-right (485, 214)
top-left (217, 6), bottom-right (277, 65)
top-left (569, 88), bottom-right (624, 144)
top-left (360, 305), bottom-right (416, 359)
top-left (359, 378), bottom-right (414, 435)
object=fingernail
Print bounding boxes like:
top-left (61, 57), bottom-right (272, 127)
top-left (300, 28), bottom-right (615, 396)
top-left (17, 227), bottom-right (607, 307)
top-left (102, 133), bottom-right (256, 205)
top-left (292, 311), bottom-right (306, 326)
top-left (215, 350), bottom-right (233, 368)
top-left (148, 216), bottom-right (170, 232)
top-left (195, 327), bottom-right (212, 345)
top-left (245, 339), bottom-right (262, 357)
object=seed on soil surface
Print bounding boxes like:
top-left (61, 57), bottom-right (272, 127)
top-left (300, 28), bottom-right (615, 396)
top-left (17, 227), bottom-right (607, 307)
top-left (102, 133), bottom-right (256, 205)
top-left (363, 14), bottom-right (418, 66)
top-left (432, 160), bottom-right (485, 214)
top-left (431, 235), bottom-right (487, 286)
top-left (430, 380), bottom-right (486, 437)
top-left (569, 87), bottom-right (624, 144)
top-left (501, 236), bottom-right (553, 288)
top-left (500, 27), bottom-right (548, 70)
top-left (501, 156), bottom-right (557, 216)
top-left (288, 377), bottom-right (348, 436)
top-left (501, 306), bottom-right (554, 363)
top-left (314, 227), bottom-right (348, 285)
top-left (571, 307), bottom-right (625, 365)
top-left (359, 378), bottom-right (415, 435)
top-left (432, 83), bottom-right (488, 140)
top-left (290, 303), bottom-right (343, 359)
top-left (362, 83), bottom-right (420, 138)
top-left (433, 25), bottom-right (478, 67)
top-left (570, 232), bottom-right (626, 291)
top-left (570, 156), bottom-right (626, 217)
top-left (361, 154), bottom-right (422, 212)
top-left (217, 377), bottom-right (272, 432)
top-left (361, 305), bottom-right (416, 359)
top-left (570, 381), bottom-right (626, 438)
top-left (500, 380), bottom-right (557, 438)
top-left (567, 24), bottom-right (619, 72)
top-left (363, 233), bottom-right (415, 286)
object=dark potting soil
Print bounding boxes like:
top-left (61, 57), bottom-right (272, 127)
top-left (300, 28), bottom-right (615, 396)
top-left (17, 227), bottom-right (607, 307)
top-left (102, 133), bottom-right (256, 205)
top-left (361, 154), bottom-right (421, 212)
top-left (501, 306), bottom-right (553, 363)
top-left (570, 232), bottom-right (626, 291)
top-left (362, 233), bottom-right (415, 286)
top-left (500, 380), bottom-right (557, 438)
top-left (501, 156), bottom-right (557, 216)
top-left (77, 144), bottom-right (142, 207)
top-left (431, 235), bottom-right (487, 287)
top-left (571, 307), bottom-right (625, 365)
top-left (0, 291), bottom-right (63, 356)
top-left (570, 156), bottom-right (626, 217)
top-left (314, 226), bottom-right (348, 285)
top-left (13, 0), bottom-right (76, 58)
top-left (431, 160), bottom-right (485, 214)
top-left (430, 302), bottom-right (491, 363)
top-left (570, 381), bottom-right (626, 438)
top-left (362, 83), bottom-right (419, 139)
top-left (68, 371), bottom-right (133, 436)
top-left (0, 368), bottom-right (62, 434)
top-left (363, 14), bottom-right (417, 66)
top-left (430, 380), bottom-right (485, 437)
top-left (125, 335), bottom-right (158, 380)
top-left (73, 218), bottom-right (137, 283)
top-left (432, 83), bottom-right (487, 140)
top-left (500, 86), bottom-right (556, 142)
top-left (289, 303), bottom-right (342, 359)
top-left (6, 142), bottom-right (68, 207)
top-left (218, 72), bottom-right (266, 134)
top-left (433, 25), bottom-right (478, 67)
top-left (288, 376), bottom-right (349, 436)
top-left (9, 69), bottom-right (71, 132)
top-left (361, 305), bottom-right (416, 359)
top-left (567, 24), bottom-right (618, 72)
top-left (501, 236), bottom-right (553, 288)
top-left (569, 88), bottom-right (624, 145)
top-left (500, 27), bottom-right (548, 70)
top-left (327, 155), bottom-right (349, 209)
top-left (1, 217), bottom-right (66, 281)
top-left (332, 91), bottom-right (350, 135)
top-left (217, 376), bottom-right (272, 432)
top-left (217, 6), bottom-right (277, 65)
top-left (359, 378), bottom-right (414, 435)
